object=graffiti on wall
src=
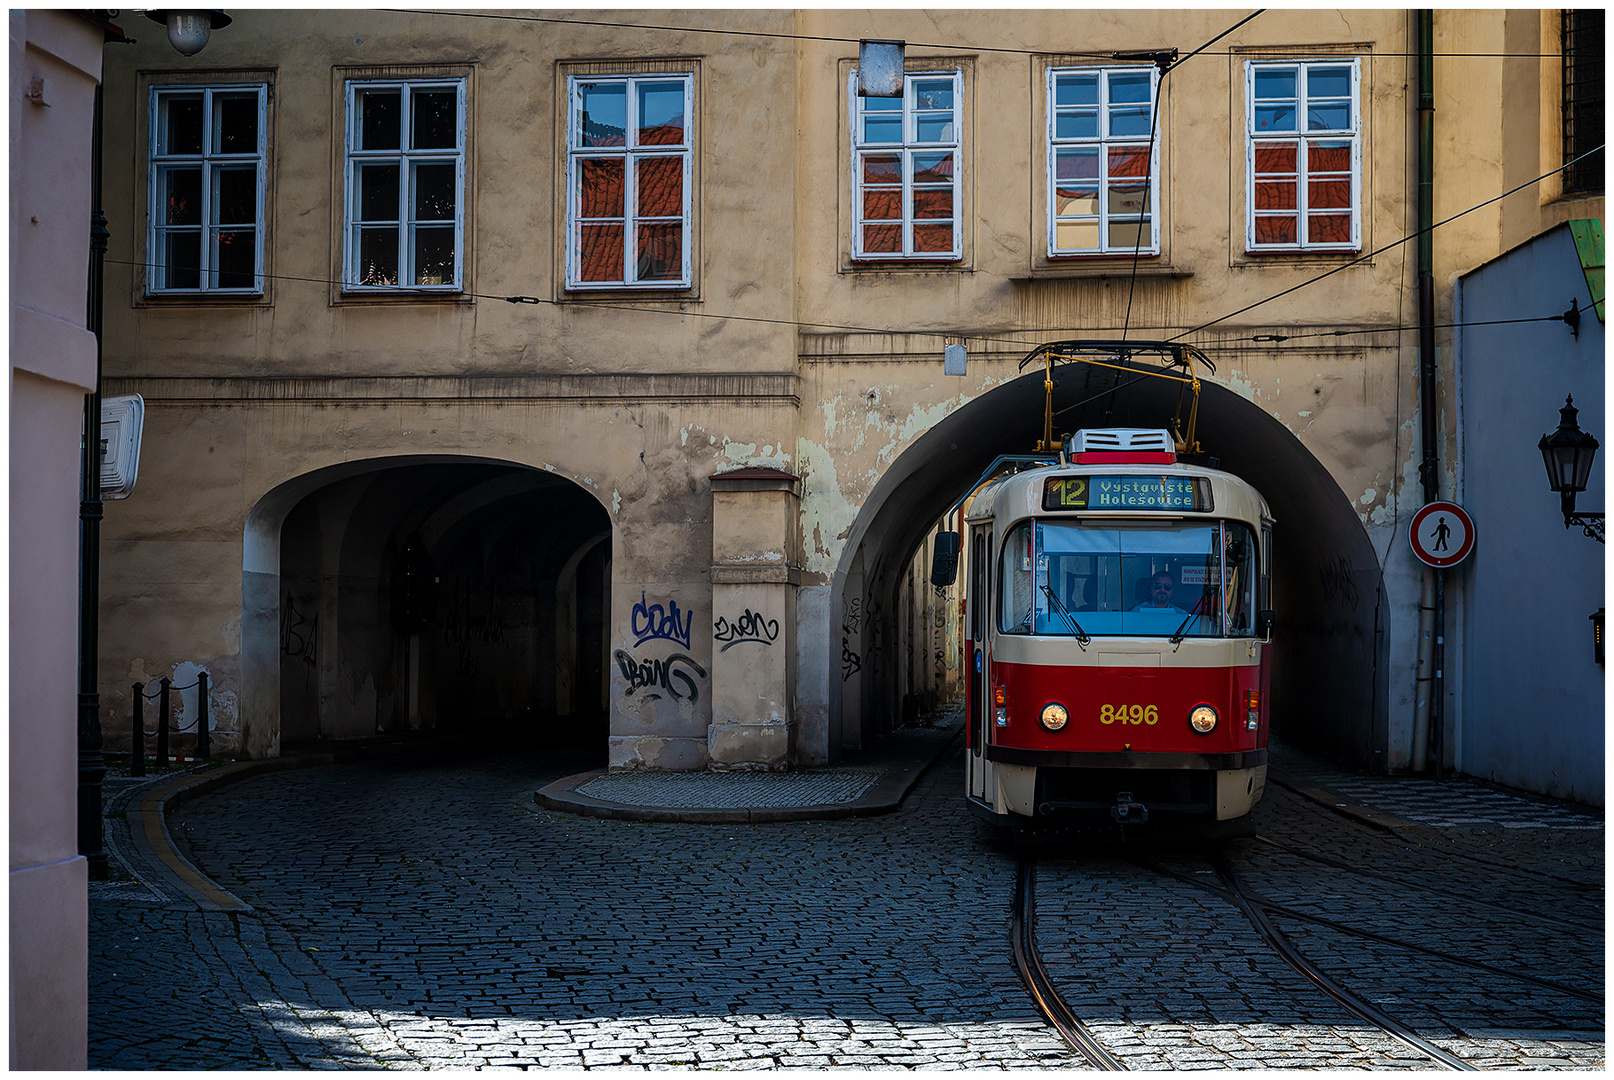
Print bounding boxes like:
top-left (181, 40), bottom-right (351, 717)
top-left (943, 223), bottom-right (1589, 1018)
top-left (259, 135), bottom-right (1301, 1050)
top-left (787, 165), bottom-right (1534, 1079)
top-left (841, 636), bottom-right (862, 681)
top-left (714, 609), bottom-right (780, 650)
top-left (280, 593), bottom-right (318, 668)
top-left (443, 577), bottom-right (508, 645)
top-left (1317, 557), bottom-right (1360, 612)
top-left (615, 650), bottom-right (707, 703)
top-left (843, 597), bottom-right (862, 636)
top-left (631, 592), bottom-right (694, 649)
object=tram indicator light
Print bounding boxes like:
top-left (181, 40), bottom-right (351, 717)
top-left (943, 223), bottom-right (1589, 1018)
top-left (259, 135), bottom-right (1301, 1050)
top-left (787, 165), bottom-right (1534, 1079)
top-left (1244, 689), bottom-right (1260, 731)
top-left (1043, 474), bottom-right (1210, 512)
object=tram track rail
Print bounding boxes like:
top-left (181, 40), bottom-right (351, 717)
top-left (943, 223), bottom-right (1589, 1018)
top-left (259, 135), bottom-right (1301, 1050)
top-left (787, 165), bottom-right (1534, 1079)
top-left (1010, 858), bottom-right (1126, 1070)
top-left (1265, 779), bottom-right (1603, 893)
top-left (1017, 844), bottom-right (1593, 1071)
top-left (1131, 855), bottom-right (1601, 1006)
top-left (1208, 854), bottom-right (1480, 1070)
top-left (1255, 833), bottom-right (1603, 934)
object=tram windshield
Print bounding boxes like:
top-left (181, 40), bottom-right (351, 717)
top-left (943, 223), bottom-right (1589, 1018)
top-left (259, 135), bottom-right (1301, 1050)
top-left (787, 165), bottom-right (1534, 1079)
top-left (999, 519), bottom-right (1258, 638)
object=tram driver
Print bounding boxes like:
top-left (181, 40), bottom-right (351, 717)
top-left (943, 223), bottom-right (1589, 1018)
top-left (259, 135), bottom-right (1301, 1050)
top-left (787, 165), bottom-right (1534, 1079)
top-left (1132, 571), bottom-right (1187, 613)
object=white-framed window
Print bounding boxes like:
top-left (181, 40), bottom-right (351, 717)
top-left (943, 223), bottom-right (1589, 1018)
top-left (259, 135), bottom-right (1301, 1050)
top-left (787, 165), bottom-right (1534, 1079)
top-left (1047, 66), bottom-right (1160, 256)
top-left (566, 73), bottom-right (693, 289)
top-left (1245, 59), bottom-right (1361, 251)
top-left (343, 78), bottom-right (466, 290)
top-left (850, 69), bottom-right (962, 260)
top-left (148, 84), bottom-right (267, 293)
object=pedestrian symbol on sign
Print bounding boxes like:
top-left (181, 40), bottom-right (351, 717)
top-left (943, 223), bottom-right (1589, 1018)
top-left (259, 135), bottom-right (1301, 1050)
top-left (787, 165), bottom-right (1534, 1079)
top-left (1409, 502), bottom-right (1475, 568)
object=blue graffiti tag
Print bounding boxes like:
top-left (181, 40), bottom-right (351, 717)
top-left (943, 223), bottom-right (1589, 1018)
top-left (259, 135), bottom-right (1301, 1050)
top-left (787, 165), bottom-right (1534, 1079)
top-left (631, 592), bottom-right (694, 649)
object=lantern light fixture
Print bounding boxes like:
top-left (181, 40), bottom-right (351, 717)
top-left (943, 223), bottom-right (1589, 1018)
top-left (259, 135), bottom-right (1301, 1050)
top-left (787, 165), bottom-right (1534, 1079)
top-left (1539, 395), bottom-right (1604, 542)
top-left (142, 9), bottom-right (232, 56)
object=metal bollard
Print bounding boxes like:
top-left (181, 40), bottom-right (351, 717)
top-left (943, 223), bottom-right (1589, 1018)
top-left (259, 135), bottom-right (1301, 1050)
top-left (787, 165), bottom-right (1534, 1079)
top-left (131, 682), bottom-right (145, 777)
top-left (196, 671), bottom-right (210, 759)
top-left (156, 677), bottom-right (171, 769)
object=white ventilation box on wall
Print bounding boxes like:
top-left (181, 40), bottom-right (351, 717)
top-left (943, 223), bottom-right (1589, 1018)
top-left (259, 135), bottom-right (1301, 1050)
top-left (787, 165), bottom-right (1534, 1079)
top-left (99, 393), bottom-right (145, 500)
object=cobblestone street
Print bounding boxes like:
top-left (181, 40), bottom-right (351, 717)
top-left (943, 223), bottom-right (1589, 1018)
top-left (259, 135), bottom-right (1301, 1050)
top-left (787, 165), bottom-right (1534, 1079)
top-left (89, 737), bottom-right (1603, 1069)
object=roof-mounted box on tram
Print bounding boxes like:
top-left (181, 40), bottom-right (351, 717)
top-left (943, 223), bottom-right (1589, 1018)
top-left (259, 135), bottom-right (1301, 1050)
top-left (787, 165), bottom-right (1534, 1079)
top-left (942, 424), bottom-right (1277, 834)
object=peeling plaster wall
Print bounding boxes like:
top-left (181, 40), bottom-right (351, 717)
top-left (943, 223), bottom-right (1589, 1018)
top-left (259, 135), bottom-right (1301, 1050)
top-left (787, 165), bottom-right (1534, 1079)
top-left (87, 9), bottom-right (1597, 789)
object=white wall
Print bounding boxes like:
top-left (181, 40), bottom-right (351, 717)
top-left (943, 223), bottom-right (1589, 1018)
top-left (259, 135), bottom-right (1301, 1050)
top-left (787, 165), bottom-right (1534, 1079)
top-left (1457, 225), bottom-right (1604, 805)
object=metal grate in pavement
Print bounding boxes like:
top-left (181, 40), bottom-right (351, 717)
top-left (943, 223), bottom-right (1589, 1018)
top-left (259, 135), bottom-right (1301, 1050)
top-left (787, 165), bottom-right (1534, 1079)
top-left (574, 768), bottom-right (885, 809)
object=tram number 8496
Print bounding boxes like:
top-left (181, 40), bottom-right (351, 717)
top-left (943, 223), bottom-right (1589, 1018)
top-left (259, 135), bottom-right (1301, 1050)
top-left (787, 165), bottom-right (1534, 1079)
top-left (1099, 703), bottom-right (1159, 725)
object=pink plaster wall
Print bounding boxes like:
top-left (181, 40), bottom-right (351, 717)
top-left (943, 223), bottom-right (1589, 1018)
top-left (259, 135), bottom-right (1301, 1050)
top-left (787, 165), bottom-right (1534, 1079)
top-left (9, 9), bottom-right (104, 1070)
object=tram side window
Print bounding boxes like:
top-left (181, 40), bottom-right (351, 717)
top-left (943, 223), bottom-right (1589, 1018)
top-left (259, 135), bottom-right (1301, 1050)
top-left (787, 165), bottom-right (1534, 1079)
top-left (1000, 521), bottom-right (1036, 633)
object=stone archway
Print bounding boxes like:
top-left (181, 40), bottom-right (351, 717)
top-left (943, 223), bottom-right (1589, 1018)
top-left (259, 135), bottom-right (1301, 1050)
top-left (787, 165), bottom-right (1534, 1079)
top-left (829, 367), bottom-right (1389, 768)
top-left (242, 457), bottom-right (612, 758)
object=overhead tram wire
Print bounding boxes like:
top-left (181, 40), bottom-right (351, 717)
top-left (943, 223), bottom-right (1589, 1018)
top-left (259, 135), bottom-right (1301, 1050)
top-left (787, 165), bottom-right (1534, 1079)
top-left (1119, 10), bottom-right (1265, 344)
top-left (1223, 313), bottom-right (1591, 346)
top-left (1169, 143), bottom-right (1606, 346)
top-left (386, 8), bottom-right (1117, 59)
top-left (385, 9), bottom-right (1575, 61)
top-left (105, 256), bottom-right (1585, 362)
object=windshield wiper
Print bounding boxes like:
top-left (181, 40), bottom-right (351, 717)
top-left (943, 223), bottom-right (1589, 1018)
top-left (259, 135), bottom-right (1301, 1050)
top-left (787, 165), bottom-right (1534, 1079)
top-left (1170, 596), bottom-right (1210, 647)
top-left (1039, 584), bottom-right (1090, 649)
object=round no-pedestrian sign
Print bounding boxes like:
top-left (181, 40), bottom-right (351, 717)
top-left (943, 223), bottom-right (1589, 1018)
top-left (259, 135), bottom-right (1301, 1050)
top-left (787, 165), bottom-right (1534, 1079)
top-left (1409, 501), bottom-right (1475, 568)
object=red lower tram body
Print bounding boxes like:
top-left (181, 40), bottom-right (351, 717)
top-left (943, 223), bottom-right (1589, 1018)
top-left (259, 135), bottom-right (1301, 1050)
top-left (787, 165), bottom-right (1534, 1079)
top-left (967, 646), bottom-right (1269, 824)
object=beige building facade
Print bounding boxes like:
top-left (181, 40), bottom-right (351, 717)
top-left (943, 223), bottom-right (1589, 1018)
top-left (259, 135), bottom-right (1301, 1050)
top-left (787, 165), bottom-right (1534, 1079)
top-left (88, 10), bottom-right (1600, 791)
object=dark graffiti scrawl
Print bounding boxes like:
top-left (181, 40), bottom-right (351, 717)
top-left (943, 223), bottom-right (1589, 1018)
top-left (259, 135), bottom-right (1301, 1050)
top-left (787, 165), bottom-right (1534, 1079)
top-left (280, 593), bottom-right (318, 667)
top-left (714, 609), bottom-right (780, 650)
top-left (1317, 556), bottom-right (1361, 611)
top-left (631, 592), bottom-right (694, 649)
top-left (843, 597), bottom-right (862, 635)
top-left (615, 650), bottom-right (707, 703)
top-left (841, 637), bottom-right (862, 682)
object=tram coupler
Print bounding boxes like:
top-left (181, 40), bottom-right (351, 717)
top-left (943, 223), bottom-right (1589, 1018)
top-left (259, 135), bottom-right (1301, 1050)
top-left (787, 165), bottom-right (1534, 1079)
top-left (1110, 792), bottom-right (1149, 823)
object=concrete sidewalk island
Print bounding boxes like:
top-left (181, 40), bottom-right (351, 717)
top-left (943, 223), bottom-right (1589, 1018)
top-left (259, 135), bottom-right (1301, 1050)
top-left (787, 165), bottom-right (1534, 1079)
top-left (537, 724), bottom-right (959, 823)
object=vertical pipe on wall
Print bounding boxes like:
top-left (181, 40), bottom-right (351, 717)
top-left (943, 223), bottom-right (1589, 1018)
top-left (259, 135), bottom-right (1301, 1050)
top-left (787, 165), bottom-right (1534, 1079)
top-left (1412, 9), bottom-right (1443, 775)
top-left (77, 83), bottom-right (109, 878)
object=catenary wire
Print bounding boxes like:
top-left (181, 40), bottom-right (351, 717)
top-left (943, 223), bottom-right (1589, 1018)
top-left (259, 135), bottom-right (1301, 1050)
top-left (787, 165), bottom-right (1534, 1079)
top-left (1122, 11), bottom-right (1264, 343)
top-left (1167, 143), bottom-right (1605, 343)
top-left (106, 257), bottom-right (1586, 355)
top-left (103, 142), bottom-right (1602, 353)
top-left (383, 8), bottom-right (1576, 61)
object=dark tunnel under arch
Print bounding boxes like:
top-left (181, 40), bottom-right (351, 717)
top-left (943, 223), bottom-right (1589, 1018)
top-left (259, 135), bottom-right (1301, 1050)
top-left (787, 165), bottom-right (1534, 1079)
top-left (244, 457), bottom-right (612, 756)
top-left (830, 364), bottom-right (1389, 770)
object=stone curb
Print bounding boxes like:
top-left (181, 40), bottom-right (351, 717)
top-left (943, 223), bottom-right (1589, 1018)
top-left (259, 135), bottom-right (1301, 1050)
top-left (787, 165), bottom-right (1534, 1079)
top-left (535, 725), bottom-right (964, 824)
top-left (1266, 769), bottom-right (1435, 838)
top-left (102, 738), bottom-right (459, 911)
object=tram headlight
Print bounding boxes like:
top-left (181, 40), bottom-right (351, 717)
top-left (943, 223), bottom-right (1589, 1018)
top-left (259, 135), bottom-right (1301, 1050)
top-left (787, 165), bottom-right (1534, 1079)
top-left (1039, 702), bottom-right (1069, 732)
top-left (1188, 704), bottom-right (1218, 735)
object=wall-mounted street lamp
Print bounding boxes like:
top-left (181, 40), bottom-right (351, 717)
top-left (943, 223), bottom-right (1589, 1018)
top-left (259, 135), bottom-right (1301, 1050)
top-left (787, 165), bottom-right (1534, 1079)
top-left (1539, 395), bottom-right (1604, 543)
top-left (141, 9), bottom-right (231, 56)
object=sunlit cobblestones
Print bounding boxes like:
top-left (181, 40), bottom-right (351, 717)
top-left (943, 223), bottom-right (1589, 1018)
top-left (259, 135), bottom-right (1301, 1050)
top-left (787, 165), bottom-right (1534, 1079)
top-left (88, 740), bottom-right (1602, 1069)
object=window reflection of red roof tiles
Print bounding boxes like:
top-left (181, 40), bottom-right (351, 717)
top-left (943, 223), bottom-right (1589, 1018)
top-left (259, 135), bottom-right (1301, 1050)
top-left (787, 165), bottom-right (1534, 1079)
top-left (575, 118), bottom-right (686, 285)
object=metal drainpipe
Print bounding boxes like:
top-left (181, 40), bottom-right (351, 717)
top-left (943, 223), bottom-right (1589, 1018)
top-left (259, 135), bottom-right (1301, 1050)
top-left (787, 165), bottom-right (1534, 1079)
top-left (1412, 9), bottom-right (1444, 779)
top-left (78, 82), bottom-right (109, 879)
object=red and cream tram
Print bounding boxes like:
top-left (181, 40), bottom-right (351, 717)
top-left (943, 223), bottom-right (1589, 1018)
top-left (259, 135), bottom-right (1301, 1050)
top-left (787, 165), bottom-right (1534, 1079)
top-left (960, 427), bottom-right (1274, 832)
